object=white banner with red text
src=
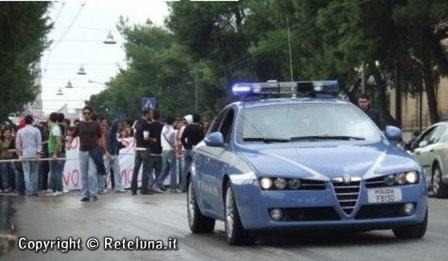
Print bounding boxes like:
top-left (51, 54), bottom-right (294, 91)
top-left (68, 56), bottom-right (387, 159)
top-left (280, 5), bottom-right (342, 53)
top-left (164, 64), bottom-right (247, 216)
top-left (63, 137), bottom-right (173, 190)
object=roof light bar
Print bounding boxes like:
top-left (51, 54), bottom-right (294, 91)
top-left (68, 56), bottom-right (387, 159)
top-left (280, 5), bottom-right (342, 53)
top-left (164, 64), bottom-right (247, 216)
top-left (231, 80), bottom-right (339, 97)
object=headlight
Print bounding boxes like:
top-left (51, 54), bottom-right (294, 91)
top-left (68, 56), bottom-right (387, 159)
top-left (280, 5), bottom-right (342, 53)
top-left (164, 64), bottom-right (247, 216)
top-left (395, 173), bottom-right (407, 185)
top-left (274, 178), bottom-right (288, 190)
top-left (259, 177), bottom-right (313, 190)
top-left (382, 171), bottom-right (419, 186)
top-left (260, 178), bottom-right (273, 189)
top-left (288, 179), bottom-right (301, 189)
top-left (405, 171), bottom-right (418, 184)
top-left (384, 175), bottom-right (395, 186)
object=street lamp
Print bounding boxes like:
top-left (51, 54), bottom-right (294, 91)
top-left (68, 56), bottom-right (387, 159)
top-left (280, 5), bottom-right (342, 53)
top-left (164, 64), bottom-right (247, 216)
top-left (103, 31), bottom-right (117, 45)
top-left (65, 80), bottom-right (73, 88)
top-left (77, 65), bottom-right (86, 75)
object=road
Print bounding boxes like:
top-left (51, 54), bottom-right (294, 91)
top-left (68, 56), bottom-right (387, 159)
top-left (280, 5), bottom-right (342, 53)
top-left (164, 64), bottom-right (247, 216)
top-left (3, 192), bottom-right (448, 261)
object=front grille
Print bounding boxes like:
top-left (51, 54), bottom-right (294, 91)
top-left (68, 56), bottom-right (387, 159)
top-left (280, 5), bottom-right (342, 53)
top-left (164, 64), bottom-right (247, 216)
top-left (300, 180), bottom-right (326, 190)
top-left (270, 207), bottom-right (340, 221)
top-left (333, 180), bottom-right (361, 215)
top-left (365, 176), bottom-right (388, 188)
top-left (355, 203), bottom-right (413, 219)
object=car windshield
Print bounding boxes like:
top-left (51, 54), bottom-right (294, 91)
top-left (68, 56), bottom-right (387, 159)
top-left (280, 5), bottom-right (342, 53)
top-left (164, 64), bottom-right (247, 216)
top-left (237, 103), bottom-right (382, 143)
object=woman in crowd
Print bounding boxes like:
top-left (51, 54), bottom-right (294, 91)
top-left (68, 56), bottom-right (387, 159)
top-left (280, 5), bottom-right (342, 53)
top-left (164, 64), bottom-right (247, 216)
top-left (0, 127), bottom-right (14, 192)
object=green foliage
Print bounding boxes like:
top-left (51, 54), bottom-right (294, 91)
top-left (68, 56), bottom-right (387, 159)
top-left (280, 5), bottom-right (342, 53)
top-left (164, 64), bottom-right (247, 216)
top-left (88, 22), bottom-right (196, 120)
top-left (88, 0), bottom-right (448, 124)
top-left (0, 2), bottom-right (51, 120)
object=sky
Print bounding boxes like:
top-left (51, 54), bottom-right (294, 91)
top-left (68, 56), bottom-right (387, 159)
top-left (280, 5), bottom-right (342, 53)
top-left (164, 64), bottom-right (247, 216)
top-left (40, 0), bottom-right (172, 114)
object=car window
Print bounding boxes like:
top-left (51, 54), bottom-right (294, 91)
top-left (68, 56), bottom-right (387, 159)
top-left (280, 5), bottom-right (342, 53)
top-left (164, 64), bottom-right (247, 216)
top-left (208, 109), bottom-right (227, 133)
top-left (412, 126), bottom-right (436, 149)
top-left (429, 126), bottom-right (446, 144)
top-left (219, 109), bottom-right (235, 144)
top-left (237, 103), bottom-right (382, 143)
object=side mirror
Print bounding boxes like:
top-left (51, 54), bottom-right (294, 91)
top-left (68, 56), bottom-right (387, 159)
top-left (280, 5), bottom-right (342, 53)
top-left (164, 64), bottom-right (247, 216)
top-left (204, 132), bottom-right (225, 147)
top-left (385, 125), bottom-right (402, 141)
top-left (419, 140), bottom-right (428, 148)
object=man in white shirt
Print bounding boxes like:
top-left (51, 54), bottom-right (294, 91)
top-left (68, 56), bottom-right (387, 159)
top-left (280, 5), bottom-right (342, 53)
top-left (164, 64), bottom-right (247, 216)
top-left (16, 115), bottom-right (42, 197)
top-left (152, 115), bottom-right (178, 192)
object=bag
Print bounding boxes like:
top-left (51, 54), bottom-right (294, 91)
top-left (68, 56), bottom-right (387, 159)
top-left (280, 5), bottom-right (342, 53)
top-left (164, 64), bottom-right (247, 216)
top-left (162, 131), bottom-right (176, 149)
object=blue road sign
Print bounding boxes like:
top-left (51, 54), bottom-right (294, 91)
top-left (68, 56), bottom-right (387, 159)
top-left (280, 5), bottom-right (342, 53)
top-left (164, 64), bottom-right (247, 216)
top-left (141, 97), bottom-right (157, 110)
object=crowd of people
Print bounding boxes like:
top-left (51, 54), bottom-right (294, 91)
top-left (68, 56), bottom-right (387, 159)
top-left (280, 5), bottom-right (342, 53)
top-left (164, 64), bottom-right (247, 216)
top-left (0, 106), bottom-right (209, 202)
top-left (0, 94), bottom-right (416, 200)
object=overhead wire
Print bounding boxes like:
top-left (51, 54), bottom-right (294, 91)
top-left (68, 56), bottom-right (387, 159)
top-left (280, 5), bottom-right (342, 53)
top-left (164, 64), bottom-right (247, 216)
top-left (43, 2), bottom-right (86, 76)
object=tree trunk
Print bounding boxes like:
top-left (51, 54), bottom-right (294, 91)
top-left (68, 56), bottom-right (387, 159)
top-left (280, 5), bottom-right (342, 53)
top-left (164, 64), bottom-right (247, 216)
top-left (395, 61), bottom-right (402, 127)
top-left (372, 66), bottom-right (399, 127)
top-left (372, 66), bottom-right (388, 116)
top-left (421, 49), bottom-right (440, 124)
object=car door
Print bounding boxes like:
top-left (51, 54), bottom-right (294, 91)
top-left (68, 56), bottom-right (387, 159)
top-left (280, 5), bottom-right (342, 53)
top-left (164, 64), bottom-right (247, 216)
top-left (200, 108), bottom-right (236, 218)
top-left (194, 110), bottom-right (227, 216)
top-left (428, 125), bottom-right (447, 174)
top-left (412, 126), bottom-right (437, 182)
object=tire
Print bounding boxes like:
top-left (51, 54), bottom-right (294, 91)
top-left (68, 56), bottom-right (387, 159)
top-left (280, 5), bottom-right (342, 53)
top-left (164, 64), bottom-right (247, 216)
top-left (224, 183), bottom-right (256, 245)
top-left (393, 208), bottom-right (428, 239)
top-left (187, 177), bottom-right (215, 233)
top-left (432, 164), bottom-right (448, 198)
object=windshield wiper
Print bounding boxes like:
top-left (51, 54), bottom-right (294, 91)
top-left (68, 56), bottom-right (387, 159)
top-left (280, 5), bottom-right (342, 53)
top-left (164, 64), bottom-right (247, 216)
top-left (243, 137), bottom-right (291, 143)
top-left (290, 135), bottom-right (365, 141)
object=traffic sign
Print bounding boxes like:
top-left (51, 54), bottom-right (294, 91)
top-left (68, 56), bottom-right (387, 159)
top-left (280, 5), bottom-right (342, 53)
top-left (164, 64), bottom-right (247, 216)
top-left (141, 97), bottom-right (157, 110)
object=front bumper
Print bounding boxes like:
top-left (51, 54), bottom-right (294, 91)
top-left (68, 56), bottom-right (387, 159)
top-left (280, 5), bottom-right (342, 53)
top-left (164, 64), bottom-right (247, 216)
top-left (232, 180), bottom-right (428, 231)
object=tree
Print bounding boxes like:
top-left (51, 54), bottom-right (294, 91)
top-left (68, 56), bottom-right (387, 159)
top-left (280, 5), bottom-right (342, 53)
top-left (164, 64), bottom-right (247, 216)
top-left (0, 2), bottom-right (51, 120)
top-left (167, 1), bottom-right (256, 114)
top-left (392, 0), bottom-right (448, 124)
top-left (88, 21), bottom-right (196, 119)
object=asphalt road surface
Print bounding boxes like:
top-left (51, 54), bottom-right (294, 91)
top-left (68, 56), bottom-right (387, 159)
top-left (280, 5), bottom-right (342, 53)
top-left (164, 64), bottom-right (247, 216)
top-left (3, 192), bottom-right (448, 261)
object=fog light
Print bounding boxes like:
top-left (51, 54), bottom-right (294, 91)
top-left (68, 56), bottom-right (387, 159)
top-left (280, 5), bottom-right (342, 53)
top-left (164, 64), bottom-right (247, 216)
top-left (274, 178), bottom-right (288, 190)
top-left (260, 178), bottom-right (273, 190)
top-left (403, 203), bottom-right (415, 215)
top-left (270, 208), bottom-right (283, 221)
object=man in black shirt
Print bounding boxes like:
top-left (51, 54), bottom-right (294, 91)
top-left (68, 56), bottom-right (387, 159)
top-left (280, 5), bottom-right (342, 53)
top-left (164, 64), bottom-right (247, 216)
top-left (130, 107), bottom-right (153, 195)
top-left (180, 113), bottom-right (204, 192)
top-left (147, 109), bottom-right (164, 189)
top-left (358, 93), bottom-right (384, 130)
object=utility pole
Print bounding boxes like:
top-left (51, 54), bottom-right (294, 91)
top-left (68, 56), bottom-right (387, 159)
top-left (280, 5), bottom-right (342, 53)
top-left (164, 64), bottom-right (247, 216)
top-left (286, 16), bottom-right (294, 82)
top-left (194, 67), bottom-right (199, 113)
top-left (419, 83), bottom-right (423, 133)
top-left (361, 61), bottom-right (366, 94)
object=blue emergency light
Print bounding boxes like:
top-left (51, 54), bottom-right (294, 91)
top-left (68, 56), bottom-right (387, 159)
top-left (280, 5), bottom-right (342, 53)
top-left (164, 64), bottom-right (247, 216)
top-left (231, 80), bottom-right (339, 97)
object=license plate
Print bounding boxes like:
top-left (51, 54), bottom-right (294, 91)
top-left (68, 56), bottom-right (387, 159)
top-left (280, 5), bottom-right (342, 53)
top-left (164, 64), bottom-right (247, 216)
top-left (367, 188), bottom-right (402, 203)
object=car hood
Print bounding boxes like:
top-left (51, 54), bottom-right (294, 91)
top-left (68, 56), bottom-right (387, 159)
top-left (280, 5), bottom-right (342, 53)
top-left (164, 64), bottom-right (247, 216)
top-left (239, 142), bottom-right (420, 181)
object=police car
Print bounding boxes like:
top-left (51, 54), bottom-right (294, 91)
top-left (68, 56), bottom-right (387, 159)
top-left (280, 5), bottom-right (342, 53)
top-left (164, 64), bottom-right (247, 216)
top-left (186, 80), bottom-right (428, 245)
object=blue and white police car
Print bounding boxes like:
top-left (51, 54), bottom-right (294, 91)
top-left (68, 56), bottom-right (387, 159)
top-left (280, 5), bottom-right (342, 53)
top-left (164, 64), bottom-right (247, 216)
top-left (186, 80), bottom-right (428, 245)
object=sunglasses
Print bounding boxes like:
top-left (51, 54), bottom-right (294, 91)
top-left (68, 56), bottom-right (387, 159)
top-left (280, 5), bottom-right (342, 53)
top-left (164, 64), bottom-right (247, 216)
top-left (83, 112), bottom-right (91, 116)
